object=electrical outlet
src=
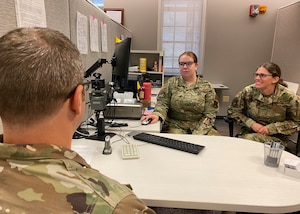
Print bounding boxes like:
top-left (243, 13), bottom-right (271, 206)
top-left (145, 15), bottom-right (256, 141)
top-left (223, 96), bottom-right (230, 103)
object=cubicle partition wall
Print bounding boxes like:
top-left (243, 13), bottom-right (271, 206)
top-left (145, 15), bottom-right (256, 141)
top-left (271, 1), bottom-right (300, 94)
top-left (0, 0), bottom-right (132, 82)
top-left (0, 0), bottom-right (70, 38)
top-left (0, 0), bottom-right (19, 36)
top-left (69, 0), bottom-right (132, 83)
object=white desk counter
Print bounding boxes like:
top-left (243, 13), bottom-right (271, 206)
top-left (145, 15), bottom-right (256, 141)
top-left (72, 134), bottom-right (300, 213)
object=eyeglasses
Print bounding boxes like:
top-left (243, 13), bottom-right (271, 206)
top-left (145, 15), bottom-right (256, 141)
top-left (253, 73), bottom-right (273, 78)
top-left (179, 61), bottom-right (194, 67)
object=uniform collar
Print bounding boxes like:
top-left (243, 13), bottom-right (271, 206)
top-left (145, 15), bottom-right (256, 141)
top-left (255, 84), bottom-right (283, 103)
top-left (0, 139), bottom-right (90, 168)
top-left (178, 76), bottom-right (201, 87)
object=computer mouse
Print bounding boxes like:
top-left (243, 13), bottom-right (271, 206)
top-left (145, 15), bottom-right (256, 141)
top-left (141, 118), bottom-right (153, 125)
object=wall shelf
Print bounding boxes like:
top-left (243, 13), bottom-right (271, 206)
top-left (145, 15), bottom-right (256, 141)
top-left (129, 50), bottom-right (164, 87)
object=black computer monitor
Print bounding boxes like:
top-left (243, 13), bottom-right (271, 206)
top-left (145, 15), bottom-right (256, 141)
top-left (111, 37), bottom-right (131, 92)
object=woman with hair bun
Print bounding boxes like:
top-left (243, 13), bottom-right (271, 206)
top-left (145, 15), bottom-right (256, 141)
top-left (227, 62), bottom-right (300, 146)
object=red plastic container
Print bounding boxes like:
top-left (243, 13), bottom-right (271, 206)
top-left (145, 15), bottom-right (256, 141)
top-left (143, 81), bottom-right (152, 101)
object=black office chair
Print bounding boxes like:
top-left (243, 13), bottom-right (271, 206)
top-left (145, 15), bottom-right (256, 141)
top-left (223, 116), bottom-right (300, 157)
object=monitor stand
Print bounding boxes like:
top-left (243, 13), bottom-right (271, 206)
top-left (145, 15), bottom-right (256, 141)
top-left (86, 132), bottom-right (115, 141)
top-left (85, 111), bottom-right (115, 141)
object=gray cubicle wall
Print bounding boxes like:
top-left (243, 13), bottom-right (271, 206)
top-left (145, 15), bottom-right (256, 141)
top-left (69, 0), bottom-right (132, 84)
top-left (0, 0), bottom-right (18, 36)
top-left (0, 0), bottom-right (132, 84)
top-left (271, 1), bottom-right (300, 94)
top-left (0, 0), bottom-right (70, 38)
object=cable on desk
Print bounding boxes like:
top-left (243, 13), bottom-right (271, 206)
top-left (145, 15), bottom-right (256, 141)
top-left (111, 133), bottom-right (131, 145)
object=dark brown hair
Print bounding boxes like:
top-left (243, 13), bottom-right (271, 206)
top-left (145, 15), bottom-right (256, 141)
top-left (258, 62), bottom-right (287, 87)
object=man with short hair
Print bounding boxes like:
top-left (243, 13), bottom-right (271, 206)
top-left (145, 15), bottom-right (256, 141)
top-left (0, 27), bottom-right (155, 214)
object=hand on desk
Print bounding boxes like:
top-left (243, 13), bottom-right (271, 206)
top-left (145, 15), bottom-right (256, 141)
top-left (141, 118), bottom-right (153, 125)
top-left (141, 115), bottom-right (159, 125)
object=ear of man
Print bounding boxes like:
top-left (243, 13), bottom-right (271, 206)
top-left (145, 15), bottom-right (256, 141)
top-left (70, 85), bottom-right (84, 116)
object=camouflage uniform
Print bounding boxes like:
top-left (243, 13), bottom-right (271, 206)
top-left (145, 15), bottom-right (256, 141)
top-left (0, 137), bottom-right (155, 214)
top-left (227, 84), bottom-right (300, 146)
top-left (152, 76), bottom-right (219, 135)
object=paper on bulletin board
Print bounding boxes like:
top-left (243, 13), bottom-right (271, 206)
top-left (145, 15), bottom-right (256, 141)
top-left (101, 21), bottom-right (108, 52)
top-left (77, 11), bottom-right (88, 55)
top-left (90, 15), bottom-right (99, 52)
top-left (15, 0), bottom-right (47, 28)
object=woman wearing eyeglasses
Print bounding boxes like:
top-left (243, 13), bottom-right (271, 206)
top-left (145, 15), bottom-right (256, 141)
top-left (141, 51), bottom-right (220, 135)
top-left (227, 62), bottom-right (300, 146)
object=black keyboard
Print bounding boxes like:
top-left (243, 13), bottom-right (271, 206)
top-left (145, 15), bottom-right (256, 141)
top-left (132, 132), bottom-right (205, 154)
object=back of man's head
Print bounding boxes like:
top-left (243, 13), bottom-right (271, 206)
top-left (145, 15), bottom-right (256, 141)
top-left (0, 27), bottom-right (84, 126)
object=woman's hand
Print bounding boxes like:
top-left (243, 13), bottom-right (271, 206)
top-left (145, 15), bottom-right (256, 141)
top-left (141, 115), bottom-right (159, 124)
top-left (251, 122), bottom-right (270, 135)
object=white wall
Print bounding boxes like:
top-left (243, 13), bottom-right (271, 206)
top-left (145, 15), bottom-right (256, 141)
top-left (104, 0), bottom-right (159, 50)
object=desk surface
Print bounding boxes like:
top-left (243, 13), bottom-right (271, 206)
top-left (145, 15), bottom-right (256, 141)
top-left (106, 119), bottom-right (161, 133)
top-left (72, 133), bottom-right (300, 213)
